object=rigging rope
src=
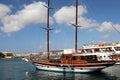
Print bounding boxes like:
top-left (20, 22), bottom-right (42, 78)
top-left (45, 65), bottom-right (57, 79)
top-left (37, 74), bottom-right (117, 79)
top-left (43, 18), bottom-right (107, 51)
top-left (111, 24), bottom-right (120, 34)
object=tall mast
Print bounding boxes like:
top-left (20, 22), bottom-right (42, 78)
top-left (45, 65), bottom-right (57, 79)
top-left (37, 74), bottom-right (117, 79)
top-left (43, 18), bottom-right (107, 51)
top-left (47, 0), bottom-right (50, 59)
top-left (75, 0), bottom-right (78, 53)
top-left (43, 0), bottom-right (53, 59)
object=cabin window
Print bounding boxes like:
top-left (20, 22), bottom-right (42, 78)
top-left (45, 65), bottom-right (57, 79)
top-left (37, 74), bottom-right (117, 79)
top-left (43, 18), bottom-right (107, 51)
top-left (80, 56), bottom-right (84, 60)
top-left (114, 47), bottom-right (120, 51)
top-left (79, 55), bottom-right (97, 61)
top-left (102, 47), bottom-right (113, 52)
top-left (81, 50), bottom-right (85, 53)
top-left (91, 55), bottom-right (97, 60)
top-left (94, 49), bottom-right (100, 52)
top-left (72, 56), bottom-right (77, 60)
top-left (85, 49), bottom-right (92, 53)
top-left (61, 54), bottom-right (67, 59)
top-left (89, 56), bottom-right (94, 59)
top-left (107, 47), bottom-right (113, 51)
top-left (85, 56), bottom-right (89, 59)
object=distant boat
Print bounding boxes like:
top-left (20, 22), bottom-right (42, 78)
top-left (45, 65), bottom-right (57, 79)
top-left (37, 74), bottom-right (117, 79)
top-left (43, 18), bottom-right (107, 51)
top-left (22, 58), bottom-right (29, 62)
top-left (82, 42), bottom-right (120, 64)
top-left (30, 0), bottom-right (115, 73)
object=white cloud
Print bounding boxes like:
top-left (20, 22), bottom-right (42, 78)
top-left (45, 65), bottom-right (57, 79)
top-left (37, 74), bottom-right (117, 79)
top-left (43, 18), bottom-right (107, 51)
top-left (98, 22), bottom-right (113, 32)
top-left (53, 5), bottom-right (98, 30)
top-left (88, 29), bottom-right (94, 32)
top-left (0, 4), bottom-right (11, 19)
top-left (1, 2), bottom-right (120, 34)
top-left (53, 5), bottom-right (120, 33)
top-left (53, 5), bottom-right (87, 24)
top-left (97, 21), bottom-right (120, 32)
top-left (0, 1), bottom-right (53, 33)
top-left (53, 29), bottom-right (61, 34)
top-left (78, 16), bottom-right (98, 29)
top-left (113, 24), bottom-right (120, 33)
top-left (103, 34), bottom-right (110, 38)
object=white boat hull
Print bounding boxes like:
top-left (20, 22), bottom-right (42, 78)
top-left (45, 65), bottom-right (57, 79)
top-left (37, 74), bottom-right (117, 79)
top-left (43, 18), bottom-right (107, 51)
top-left (34, 63), bottom-right (107, 73)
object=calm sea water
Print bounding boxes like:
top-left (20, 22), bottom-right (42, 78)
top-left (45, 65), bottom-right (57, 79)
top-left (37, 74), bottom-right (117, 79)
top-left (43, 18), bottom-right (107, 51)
top-left (0, 58), bottom-right (120, 80)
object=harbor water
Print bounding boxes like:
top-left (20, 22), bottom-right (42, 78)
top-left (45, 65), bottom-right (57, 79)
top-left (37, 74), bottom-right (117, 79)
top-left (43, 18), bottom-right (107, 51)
top-left (0, 58), bottom-right (120, 80)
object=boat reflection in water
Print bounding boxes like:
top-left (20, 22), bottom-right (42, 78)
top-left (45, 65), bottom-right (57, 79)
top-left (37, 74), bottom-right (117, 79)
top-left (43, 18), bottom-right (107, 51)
top-left (26, 67), bottom-right (118, 80)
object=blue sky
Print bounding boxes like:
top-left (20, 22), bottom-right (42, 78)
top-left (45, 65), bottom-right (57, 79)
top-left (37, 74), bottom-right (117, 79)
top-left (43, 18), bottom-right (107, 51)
top-left (0, 0), bottom-right (120, 53)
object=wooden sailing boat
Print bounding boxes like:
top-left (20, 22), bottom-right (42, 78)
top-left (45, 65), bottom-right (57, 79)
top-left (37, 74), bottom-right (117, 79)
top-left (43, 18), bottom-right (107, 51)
top-left (31, 0), bottom-right (115, 73)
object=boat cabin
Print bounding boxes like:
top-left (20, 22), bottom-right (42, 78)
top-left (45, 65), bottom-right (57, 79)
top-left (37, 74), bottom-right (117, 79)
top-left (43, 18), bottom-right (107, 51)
top-left (59, 54), bottom-right (98, 64)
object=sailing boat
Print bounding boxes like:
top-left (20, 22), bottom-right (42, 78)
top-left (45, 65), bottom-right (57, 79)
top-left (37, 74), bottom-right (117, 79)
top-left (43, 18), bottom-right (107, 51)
top-left (31, 0), bottom-right (115, 73)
